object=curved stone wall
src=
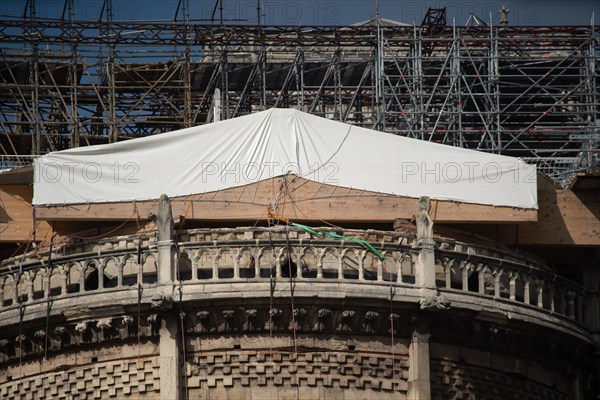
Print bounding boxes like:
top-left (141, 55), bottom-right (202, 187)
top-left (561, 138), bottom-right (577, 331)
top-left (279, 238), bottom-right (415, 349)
top-left (0, 227), bottom-right (596, 399)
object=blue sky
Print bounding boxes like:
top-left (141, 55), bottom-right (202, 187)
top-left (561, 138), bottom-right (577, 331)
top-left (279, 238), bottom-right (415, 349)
top-left (1, 0), bottom-right (599, 25)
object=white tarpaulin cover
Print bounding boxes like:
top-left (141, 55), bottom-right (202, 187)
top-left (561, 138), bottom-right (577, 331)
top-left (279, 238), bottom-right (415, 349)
top-left (33, 108), bottom-right (537, 208)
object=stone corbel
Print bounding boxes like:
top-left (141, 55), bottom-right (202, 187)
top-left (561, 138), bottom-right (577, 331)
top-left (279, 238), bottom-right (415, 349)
top-left (362, 311), bottom-right (379, 333)
top-left (419, 294), bottom-right (451, 311)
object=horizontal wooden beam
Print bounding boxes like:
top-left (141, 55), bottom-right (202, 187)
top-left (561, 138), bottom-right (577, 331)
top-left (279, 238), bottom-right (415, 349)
top-left (4, 176), bottom-right (597, 247)
top-left (34, 176), bottom-right (536, 224)
top-left (440, 188), bottom-right (600, 247)
top-left (502, 188), bottom-right (600, 246)
top-left (1, 185), bottom-right (52, 243)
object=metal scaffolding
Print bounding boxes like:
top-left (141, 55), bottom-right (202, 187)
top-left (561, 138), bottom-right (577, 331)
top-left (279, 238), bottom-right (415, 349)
top-left (0, 3), bottom-right (598, 185)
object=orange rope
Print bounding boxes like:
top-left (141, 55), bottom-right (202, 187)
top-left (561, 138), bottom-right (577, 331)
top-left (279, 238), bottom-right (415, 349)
top-left (178, 199), bottom-right (193, 230)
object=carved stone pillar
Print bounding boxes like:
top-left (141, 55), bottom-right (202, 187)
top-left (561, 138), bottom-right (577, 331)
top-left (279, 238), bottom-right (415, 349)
top-left (149, 194), bottom-right (181, 400)
top-left (159, 314), bottom-right (181, 400)
top-left (414, 196), bottom-right (436, 288)
top-left (407, 318), bottom-right (431, 399)
top-left (150, 194), bottom-right (175, 284)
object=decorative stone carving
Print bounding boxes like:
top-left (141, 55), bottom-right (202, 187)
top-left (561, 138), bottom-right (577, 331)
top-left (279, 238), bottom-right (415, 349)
top-left (362, 311), bottom-right (379, 333)
top-left (96, 318), bottom-right (114, 340)
top-left (97, 318), bottom-right (113, 330)
top-left (338, 310), bottom-right (356, 332)
top-left (151, 293), bottom-right (173, 311)
top-left (196, 311), bottom-right (214, 333)
top-left (289, 308), bottom-right (307, 330)
top-left (220, 310), bottom-right (236, 332)
top-left (388, 313), bottom-right (400, 335)
top-left (117, 315), bottom-right (137, 339)
top-left (244, 309), bottom-right (259, 332)
top-left (314, 308), bottom-right (332, 332)
top-left (147, 314), bottom-right (160, 335)
top-left (54, 326), bottom-right (67, 335)
top-left (265, 308), bottom-right (283, 331)
top-left (420, 295), bottom-right (451, 311)
top-left (0, 338), bottom-right (13, 357)
top-left (416, 196), bottom-right (434, 247)
top-left (149, 194), bottom-right (174, 242)
top-left (75, 321), bottom-right (88, 333)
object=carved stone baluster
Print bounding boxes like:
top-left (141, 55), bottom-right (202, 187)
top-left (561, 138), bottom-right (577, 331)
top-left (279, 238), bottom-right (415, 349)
top-left (358, 251), bottom-right (365, 282)
top-left (98, 262), bottom-right (104, 291)
top-left (59, 267), bottom-right (68, 297)
top-left (117, 259), bottom-right (124, 287)
top-left (316, 256), bottom-right (323, 280)
top-left (275, 254), bottom-right (282, 279)
top-left (396, 255), bottom-right (403, 284)
top-left (509, 272), bottom-right (517, 301)
top-left (462, 263), bottom-right (470, 292)
top-left (547, 284), bottom-right (555, 312)
top-left (137, 255), bottom-right (143, 285)
top-left (24, 271), bottom-right (34, 302)
top-left (43, 268), bottom-right (51, 299)
top-left (566, 291), bottom-right (576, 319)
top-left (493, 269), bottom-right (501, 298)
top-left (0, 277), bottom-right (5, 308)
top-left (211, 253), bottom-right (218, 281)
top-left (233, 250), bottom-right (240, 280)
top-left (12, 273), bottom-right (20, 304)
top-left (376, 258), bottom-right (383, 282)
top-left (444, 259), bottom-right (453, 289)
top-left (477, 264), bottom-right (485, 295)
top-left (79, 264), bottom-right (86, 293)
top-left (254, 250), bottom-right (261, 279)
top-left (337, 251), bottom-right (343, 281)
top-left (576, 293), bottom-right (583, 323)
top-left (191, 255), bottom-right (198, 281)
top-left (536, 281), bottom-right (544, 308)
top-left (523, 277), bottom-right (531, 304)
top-left (555, 286), bottom-right (565, 315)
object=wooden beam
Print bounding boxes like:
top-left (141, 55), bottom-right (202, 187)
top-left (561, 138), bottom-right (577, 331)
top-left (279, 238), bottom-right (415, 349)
top-left (1, 185), bottom-right (52, 243)
top-left (503, 189), bottom-right (600, 246)
top-left (439, 189), bottom-right (600, 247)
top-left (569, 172), bottom-right (600, 191)
top-left (34, 176), bottom-right (536, 224)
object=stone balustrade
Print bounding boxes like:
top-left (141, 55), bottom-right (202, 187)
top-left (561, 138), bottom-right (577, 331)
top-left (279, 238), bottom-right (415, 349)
top-left (434, 240), bottom-right (584, 323)
top-left (0, 227), bottom-right (586, 328)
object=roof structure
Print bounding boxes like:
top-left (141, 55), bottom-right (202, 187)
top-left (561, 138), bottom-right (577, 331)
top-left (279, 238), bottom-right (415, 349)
top-left (33, 108), bottom-right (537, 209)
top-left (351, 17), bottom-right (412, 27)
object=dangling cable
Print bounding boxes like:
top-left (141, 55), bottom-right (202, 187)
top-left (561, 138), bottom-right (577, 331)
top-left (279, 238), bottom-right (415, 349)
top-left (136, 240), bottom-right (143, 349)
top-left (389, 238), bottom-right (405, 395)
top-left (44, 234), bottom-right (55, 363)
top-left (16, 239), bottom-right (30, 382)
top-left (389, 276), bottom-right (396, 394)
top-left (267, 226), bottom-right (276, 360)
top-left (285, 225), bottom-right (300, 400)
